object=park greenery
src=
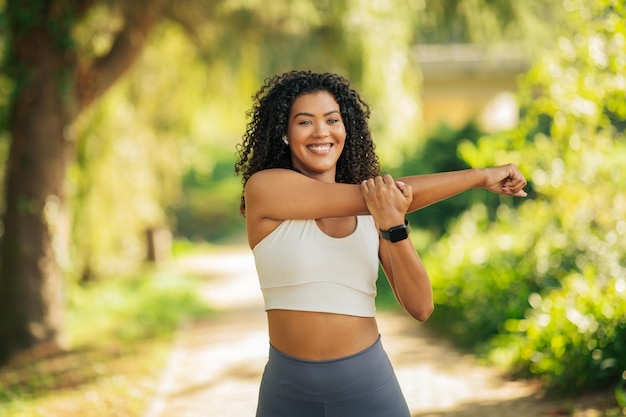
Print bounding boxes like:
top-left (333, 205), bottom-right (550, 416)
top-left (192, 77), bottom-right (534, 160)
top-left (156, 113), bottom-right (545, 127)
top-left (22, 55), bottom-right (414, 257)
top-left (416, 0), bottom-right (626, 398)
top-left (0, 243), bottom-right (215, 416)
top-left (0, 0), bottom-right (625, 415)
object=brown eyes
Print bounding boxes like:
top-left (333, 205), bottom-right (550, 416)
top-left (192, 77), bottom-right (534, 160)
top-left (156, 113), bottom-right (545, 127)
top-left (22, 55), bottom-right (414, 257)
top-left (297, 118), bottom-right (340, 126)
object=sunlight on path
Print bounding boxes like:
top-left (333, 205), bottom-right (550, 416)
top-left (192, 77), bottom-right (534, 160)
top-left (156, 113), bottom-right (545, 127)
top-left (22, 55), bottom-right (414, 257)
top-left (144, 247), bottom-right (554, 417)
top-left (180, 249), bottom-right (264, 310)
top-left (143, 248), bottom-right (266, 417)
top-left (378, 314), bottom-right (542, 416)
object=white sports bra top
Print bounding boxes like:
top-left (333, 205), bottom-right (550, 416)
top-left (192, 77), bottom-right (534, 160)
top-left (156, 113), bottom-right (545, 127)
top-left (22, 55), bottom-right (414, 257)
top-left (252, 216), bottom-right (379, 317)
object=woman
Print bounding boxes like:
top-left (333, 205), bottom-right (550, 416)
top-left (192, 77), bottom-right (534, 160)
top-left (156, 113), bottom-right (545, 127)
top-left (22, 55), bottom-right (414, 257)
top-left (235, 70), bottom-right (527, 417)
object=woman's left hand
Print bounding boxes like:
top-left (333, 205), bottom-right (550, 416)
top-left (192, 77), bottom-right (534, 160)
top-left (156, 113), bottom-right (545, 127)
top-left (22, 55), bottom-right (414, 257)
top-left (482, 164), bottom-right (528, 197)
top-left (360, 174), bottom-right (413, 230)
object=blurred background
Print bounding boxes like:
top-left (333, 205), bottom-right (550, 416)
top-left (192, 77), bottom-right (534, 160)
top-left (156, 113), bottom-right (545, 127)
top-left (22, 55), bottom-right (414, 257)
top-left (0, 0), bottom-right (624, 415)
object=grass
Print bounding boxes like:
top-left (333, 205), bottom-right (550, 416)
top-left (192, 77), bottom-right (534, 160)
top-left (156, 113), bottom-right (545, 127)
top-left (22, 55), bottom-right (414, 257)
top-left (0, 257), bottom-right (214, 417)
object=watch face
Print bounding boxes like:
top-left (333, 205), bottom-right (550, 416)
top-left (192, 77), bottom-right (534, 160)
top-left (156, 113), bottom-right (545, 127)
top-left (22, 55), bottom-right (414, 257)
top-left (380, 220), bottom-right (410, 242)
top-left (389, 226), bottom-right (408, 242)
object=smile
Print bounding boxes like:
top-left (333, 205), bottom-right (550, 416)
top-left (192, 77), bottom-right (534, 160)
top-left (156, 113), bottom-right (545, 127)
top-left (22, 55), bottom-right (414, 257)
top-left (307, 143), bottom-right (332, 152)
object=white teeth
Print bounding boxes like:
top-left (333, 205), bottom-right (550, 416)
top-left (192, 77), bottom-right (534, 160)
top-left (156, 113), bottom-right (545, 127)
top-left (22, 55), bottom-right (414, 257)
top-left (308, 144), bottom-right (331, 151)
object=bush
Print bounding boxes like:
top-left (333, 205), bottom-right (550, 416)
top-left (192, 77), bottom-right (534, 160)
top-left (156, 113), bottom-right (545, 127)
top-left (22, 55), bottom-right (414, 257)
top-left (495, 271), bottom-right (626, 393)
top-left (424, 0), bottom-right (626, 394)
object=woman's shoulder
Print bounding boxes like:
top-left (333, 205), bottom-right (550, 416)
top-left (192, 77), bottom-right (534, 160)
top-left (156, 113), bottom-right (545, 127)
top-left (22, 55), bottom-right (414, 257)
top-left (246, 168), bottom-right (317, 195)
top-left (247, 168), bottom-right (297, 186)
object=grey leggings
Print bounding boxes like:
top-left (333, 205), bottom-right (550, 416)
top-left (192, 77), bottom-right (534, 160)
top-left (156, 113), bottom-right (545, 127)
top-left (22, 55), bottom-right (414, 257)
top-left (256, 335), bottom-right (410, 417)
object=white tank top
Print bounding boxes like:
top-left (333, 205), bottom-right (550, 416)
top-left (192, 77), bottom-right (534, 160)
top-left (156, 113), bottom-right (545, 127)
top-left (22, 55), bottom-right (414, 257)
top-left (252, 216), bottom-right (379, 317)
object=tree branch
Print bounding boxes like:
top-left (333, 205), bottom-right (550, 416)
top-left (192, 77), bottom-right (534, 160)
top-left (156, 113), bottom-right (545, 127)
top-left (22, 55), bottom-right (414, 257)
top-left (75, 0), bottom-right (167, 113)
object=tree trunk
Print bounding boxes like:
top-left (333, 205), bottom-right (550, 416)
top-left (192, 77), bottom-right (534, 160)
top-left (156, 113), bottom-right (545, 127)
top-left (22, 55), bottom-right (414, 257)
top-left (0, 26), bottom-right (73, 360)
top-left (0, 0), bottom-right (166, 363)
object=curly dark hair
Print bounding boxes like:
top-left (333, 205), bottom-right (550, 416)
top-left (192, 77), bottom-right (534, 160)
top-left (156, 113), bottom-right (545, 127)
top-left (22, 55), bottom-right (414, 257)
top-left (235, 70), bottom-right (381, 215)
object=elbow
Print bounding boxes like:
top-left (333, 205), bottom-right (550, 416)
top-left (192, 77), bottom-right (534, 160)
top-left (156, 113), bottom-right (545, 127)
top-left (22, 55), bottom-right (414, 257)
top-left (405, 302), bottom-right (434, 322)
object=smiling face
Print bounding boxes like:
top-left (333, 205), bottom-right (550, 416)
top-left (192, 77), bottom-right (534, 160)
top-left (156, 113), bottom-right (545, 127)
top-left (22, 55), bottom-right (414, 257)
top-left (286, 91), bottom-right (346, 183)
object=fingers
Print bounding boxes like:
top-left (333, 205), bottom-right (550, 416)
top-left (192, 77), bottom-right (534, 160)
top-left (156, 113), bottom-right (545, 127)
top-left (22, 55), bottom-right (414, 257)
top-left (361, 174), bottom-right (401, 193)
top-left (402, 183), bottom-right (413, 199)
top-left (394, 180), bottom-right (412, 199)
top-left (361, 175), bottom-right (411, 226)
top-left (485, 164), bottom-right (528, 197)
top-left (503, 178), bottom-right (528, 197)
top-left (503, 165), bottom-right (528, 196)
top-left (361, 174), bottom-right (413, 204)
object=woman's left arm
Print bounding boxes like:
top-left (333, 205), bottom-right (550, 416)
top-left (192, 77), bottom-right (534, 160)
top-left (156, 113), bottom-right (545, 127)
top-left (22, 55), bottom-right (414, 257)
top-left (400, 163), bottom-right (528, 212)
top-left (378, 237), bottom-right (434, 321)
top-left (361, 175), bottom-right (434, 321)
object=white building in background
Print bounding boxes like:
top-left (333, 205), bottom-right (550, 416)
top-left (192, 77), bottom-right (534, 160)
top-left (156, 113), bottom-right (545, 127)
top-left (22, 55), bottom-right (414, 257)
top-left (415, 43), bottom-right (530, 133)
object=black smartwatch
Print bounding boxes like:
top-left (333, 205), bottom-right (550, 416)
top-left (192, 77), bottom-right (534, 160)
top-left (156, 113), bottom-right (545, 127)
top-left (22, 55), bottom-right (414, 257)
top-left (380, 220), bottom-right (410, 242)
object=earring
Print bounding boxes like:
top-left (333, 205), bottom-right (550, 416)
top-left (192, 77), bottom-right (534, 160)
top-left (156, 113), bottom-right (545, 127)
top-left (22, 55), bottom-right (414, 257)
top-left (282, 135), bottom-right (289, 145)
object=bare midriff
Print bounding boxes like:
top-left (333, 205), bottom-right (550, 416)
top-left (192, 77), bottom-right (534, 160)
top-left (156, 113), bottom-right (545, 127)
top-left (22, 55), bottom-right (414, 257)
top-left (267, 309), bottom-right (379, 360)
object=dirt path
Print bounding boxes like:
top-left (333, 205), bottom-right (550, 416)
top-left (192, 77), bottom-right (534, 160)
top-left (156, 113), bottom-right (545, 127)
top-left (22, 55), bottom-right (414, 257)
top-left (142, 248), bottom-right (612, 417)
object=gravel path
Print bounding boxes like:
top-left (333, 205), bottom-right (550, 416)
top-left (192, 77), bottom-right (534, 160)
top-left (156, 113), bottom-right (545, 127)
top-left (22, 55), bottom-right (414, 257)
top-left (142, 248), bottom-right (613, 417)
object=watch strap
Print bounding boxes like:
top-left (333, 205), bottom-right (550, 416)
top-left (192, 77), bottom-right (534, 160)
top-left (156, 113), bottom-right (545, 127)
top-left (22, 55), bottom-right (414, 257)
top-left (380, 219), bottom-right (410, 242)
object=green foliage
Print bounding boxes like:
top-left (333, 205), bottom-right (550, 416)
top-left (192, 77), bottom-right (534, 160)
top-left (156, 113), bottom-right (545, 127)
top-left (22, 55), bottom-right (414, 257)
top-left (0, 263), bottom-right (211, 415)
top-left (5, 0), bottom-right (46, 35)
top-left (426, 0), bottom-right (626, 393)
top-left (496, 270), bottom-right (626, 393)
top-left (174, 150), bottom-right (245, 242)
top-left (375, 266), bottom-right (398, 311)
top-left (376, 121), bottom-right (491, 312)
top-left (67, 265), bottom-right (213, 344)
top-left (390, 120), bottom-right (504, 238)
top-left (416, 0), bottom-right (565, 47)
top-left (0, 1), bottom-right (9, 117)
top-left (67, 22), bottom-right (218, 280)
